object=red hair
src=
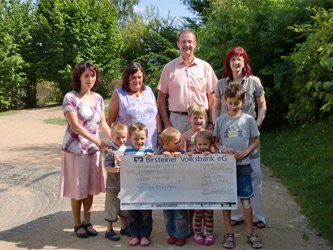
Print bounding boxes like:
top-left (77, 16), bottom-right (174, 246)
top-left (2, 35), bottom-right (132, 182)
top-left (221, 47), bottom-right (253, 79)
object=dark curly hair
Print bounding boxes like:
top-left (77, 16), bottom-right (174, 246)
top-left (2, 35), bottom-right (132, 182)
top-left (121, 62), bottom-right (146, 92)
top-left (70, 61), bottom-right (100, 92)
top-left (225, 82), bottom-right (245, 101)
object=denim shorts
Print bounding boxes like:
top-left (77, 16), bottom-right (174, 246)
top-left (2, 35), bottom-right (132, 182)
top-left (237, 174), bottom-right (254, 199)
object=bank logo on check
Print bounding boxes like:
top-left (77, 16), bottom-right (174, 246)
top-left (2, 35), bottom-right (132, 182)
top-left (134, 157), bottom-right (144, 163)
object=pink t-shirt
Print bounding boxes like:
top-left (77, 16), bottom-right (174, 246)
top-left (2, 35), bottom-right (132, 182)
top-left (157, 56), bottom-right (217, 112)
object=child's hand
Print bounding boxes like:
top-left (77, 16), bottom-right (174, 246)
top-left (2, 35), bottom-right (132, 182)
top-left (105, 165), bottom-right (120, 174)
top-left (162, 151), bottom-right (172, 157)
top-left (221, 147), bottom-right (235, 154)
top-left (186, 152), bottom-right (193, 156)
top-left (145, 152), bottom-right (154, 157)
top-left (116, 155), bottom-right (122, 162)
top-left (202, 151), bottom-right (211, 156)
top-left (235, 150), bottom-right (248, 160)
top-left (171, 152), bottom-right (181, 158)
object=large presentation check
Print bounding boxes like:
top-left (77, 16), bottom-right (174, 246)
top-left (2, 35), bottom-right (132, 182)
top-left (120, 154), bottom-right (237, 210)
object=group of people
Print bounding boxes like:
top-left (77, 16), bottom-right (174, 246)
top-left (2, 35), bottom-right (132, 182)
top-left (58, 30), bottom-right (267, 249)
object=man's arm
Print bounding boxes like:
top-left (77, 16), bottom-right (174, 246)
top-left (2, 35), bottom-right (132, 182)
top-left (157, 90), bottom-right (173, 128)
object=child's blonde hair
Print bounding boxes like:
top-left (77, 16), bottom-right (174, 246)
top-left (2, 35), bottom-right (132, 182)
top-left (128, 122), bottom-right (148, 136)
top-left (110, 121), bottom-right (127, 133)
top-left (225, 82), bottom-right (245, 100)
top-left (188, 103), bottom-right (206, 118)
top-left (161, 127), bottom-right (181, 143)
top-left (194, 130), bottom-right (214, 146)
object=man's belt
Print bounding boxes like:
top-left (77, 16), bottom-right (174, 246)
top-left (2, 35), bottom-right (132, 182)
top-left (170, 111), bottom-right (188, 115)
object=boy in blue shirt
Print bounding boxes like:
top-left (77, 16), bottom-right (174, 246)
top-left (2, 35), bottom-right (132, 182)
top-left (124, 122), bottom-right (154, 247)
top-left (213, 83), bottom-right (262, 249)
top-left (159, 127), bottom-right (188, 246)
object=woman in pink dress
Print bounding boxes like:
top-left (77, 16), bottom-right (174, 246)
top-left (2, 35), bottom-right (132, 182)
top-left (58, 61), bottom-right (112, 238)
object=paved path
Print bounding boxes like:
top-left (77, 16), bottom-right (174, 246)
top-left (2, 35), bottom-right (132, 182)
top-left (0, 107), bottom-right (330, 250)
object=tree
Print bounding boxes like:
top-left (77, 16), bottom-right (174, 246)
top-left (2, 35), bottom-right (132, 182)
top-left (192, 0), bottom-right (332, 126)
top-left (121, 7), bottom-right (180, 91)
top-left (0, 0), bottom-right (34, 110)
top-left (286, 8), bottom-right (333, 124)
top-left (114, 0), bottom-right (139, 26)
top-left (30, 0), bottom-right (123, 99)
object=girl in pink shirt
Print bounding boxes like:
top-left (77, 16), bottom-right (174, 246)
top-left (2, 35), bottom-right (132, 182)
top-left (180, 103), bottom-right (206, 234)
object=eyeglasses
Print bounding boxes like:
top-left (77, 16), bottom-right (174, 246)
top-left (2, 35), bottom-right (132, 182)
top-left (179, 40), bottom-right (196, 45)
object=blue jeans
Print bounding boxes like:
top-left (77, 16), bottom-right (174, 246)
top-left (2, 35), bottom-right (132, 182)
top-left (163, 209), bottom-right (188, 238)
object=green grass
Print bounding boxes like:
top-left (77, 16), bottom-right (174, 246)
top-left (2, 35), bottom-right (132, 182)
top-left (46, 106), bottom-right (62, 112)
top-left (44, 118), bottom-right (67, 125)
top-left (261, 122), bottom-right (333, 246)
top-left (0, 110), bottom-right (17, 116)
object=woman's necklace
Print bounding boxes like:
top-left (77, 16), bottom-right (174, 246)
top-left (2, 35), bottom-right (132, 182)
top-left (131, 91), bottom-right (140, 97)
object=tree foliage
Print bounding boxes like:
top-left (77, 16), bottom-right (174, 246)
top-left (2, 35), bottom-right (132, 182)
top-left (0, 0), bottom-right (34, 110)
top-left (286, 8), bottom-right (333, 125)
top-left (30, 0), bottom-right (123, 99)
top-left (122, 8), bottom-right (180, 91)
top-left (194, 0), bottom-right (333, 126)
top-left (114, 0), bottom-right (139, 26)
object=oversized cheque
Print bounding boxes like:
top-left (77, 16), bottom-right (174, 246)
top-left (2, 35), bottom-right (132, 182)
top-left (120, 154), bottom-right (237, 210)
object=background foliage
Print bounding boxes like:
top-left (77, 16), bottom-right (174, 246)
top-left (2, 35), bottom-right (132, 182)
top-left (190, 0), bottom-right (333, 127)
top-left (0, 0), bottom-right (332, 125)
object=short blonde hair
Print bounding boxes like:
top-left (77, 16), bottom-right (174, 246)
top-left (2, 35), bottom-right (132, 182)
top-left (128, 122), bottom-right (148, 137)
top-left (188, 103), bottom-right (206, 118)
top-left (194, 130), bottom-right (214, 146)
top-left (110, 121), bottom-right (127, 134)
top-left (161, 127), bottom-right (181, 143)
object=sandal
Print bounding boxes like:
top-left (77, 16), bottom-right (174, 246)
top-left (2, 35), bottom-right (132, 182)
top-left (253, 221), bottom-right (266, 229)
top-left (128, 237), bottom-right (141, 246)
top-left (204, 234), bottom-right (214, 245)
top-left (222, 233), bottom-right (234, 249)
top-left (194, 233), bottom-right (204, 245)
top-left (247, 233), bottom-right (263, 249)
top-left (231, 220), bottom-right (244, 226)
top-left (140, 237), bottom-right (150, 247)
top-left (167, 236), bottom-right (176, 244)
top-left (82, 222), bottom-right (98, 236)
top-left (176, 238), bottom-right (186, 246)
top-left (74, 225), bottom-right (89, 238)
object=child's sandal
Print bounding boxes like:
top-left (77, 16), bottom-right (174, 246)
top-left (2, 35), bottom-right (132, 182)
top-left (128, 237), bottom-right (141, 246)
top-left (204, 234), bottom-right (214, 245)
top-left (222, 233), bottom-right (234, 249)
top-left (247, 233), bottom-right (262, 249)
top-left (194, 233), bottom-right (204, 245)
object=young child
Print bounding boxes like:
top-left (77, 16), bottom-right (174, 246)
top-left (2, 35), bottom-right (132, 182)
top-left (181, 103), bottom-right (206, 153)
top-left (180, 103), bottom-right (206, 233)
top-left (104, 122), bottom-right (130, 241)
top-left (159, 127), bottom-right (188, 246)
top-left (124, 122), bottom-right (154, 247)
top-left (192, 130), bottom-right (215, 245)
top-left (213, 83), bottom-right (262, 249)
